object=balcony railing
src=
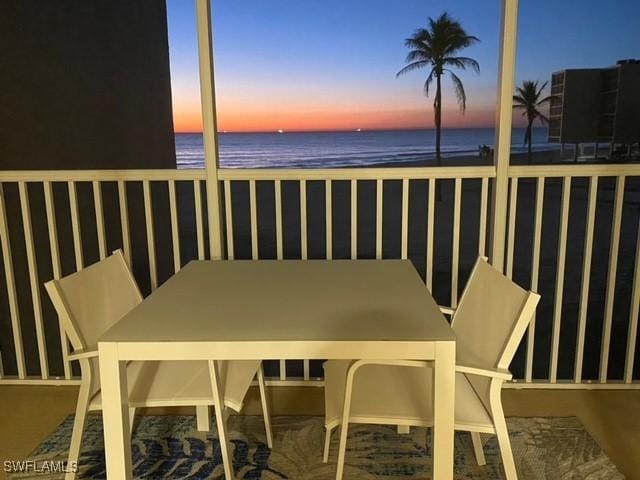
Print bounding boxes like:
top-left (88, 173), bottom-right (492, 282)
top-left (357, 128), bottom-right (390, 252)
top-left (0, 163), bottom-right (639, 389)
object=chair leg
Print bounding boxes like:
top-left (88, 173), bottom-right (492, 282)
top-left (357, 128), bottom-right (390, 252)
top-left (257, 363), bottom-right (273, 448)
top-left (209, 360), bottom-right (235, 480)
top-left (128, 407), bottom-right (137, 436)
top-left (489, 380), bottom-right (518, 479)
top-left (66, 381), bottom-right (91, 480)
top-left (196, 405), bottom-right (211, 432)
top-left (336, 423), bottom-right (350, 480)
top-left (494, 416), bottom-right (517, 479)
top-left (323, 427), bottom-right (333, 463)
top-left (470, 431), bottom-right (486, 466)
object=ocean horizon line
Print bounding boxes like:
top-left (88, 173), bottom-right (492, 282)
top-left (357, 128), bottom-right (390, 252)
top-left (174, 126), bottom-right (539, 135)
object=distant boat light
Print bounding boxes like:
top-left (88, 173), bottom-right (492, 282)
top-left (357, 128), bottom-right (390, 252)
top-left (356, 128), bottom-right (362, 132)
top-left (278, 129), bottom-right (284, 133)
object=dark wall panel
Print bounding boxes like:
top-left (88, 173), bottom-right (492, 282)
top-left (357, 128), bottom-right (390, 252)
top-left (0, 0), bottom-right (176, 170)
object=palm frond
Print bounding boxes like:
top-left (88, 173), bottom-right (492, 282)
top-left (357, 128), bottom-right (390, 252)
top-left (448, 70), bottom-right (467, 112)
top-left (396, 60), bottom-right (429, 78)
top-left (404, 36), bottom-right (429, 52)
top-left (513, 94), bottom-right (528, 107)
top-left (536, 95), bottom-right (553, 106)
top-left (405, 49), bottom-right (432, 64)
top-left (444, 56), bottom-right (480, 73)
top-left (423, 69), bottom-right (436, 97)
top-left (537, 112), bottom-right (550, 125)
top-left (535, 81), bottom-right (549, 98)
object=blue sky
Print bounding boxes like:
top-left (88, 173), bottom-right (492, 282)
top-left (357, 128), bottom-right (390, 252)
top-left (166, 0), bottom-right (640, 132)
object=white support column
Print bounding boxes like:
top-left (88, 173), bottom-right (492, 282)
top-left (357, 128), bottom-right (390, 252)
top-left (196, 0), bottom-right (225, 260)
top-left (489, 0), bottom-right (519, 272)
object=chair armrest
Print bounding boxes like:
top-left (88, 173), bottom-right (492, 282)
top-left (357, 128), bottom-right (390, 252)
top-left (349, 359), bottom-right (431, 370)
top-left (439, 305), bottom-right (455, 315)
top-left (68, 349), bottom-right (98, 361)
top-left (456, 364), bottom-right (512, 381)
top-left (341, 359), bottom-right (432, 387)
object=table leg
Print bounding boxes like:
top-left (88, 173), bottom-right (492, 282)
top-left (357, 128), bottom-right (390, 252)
top-left (209, 360), bottom-right (235, 479)
top-left (432, 341), bottom-right (455, 480)
top-left (98, 343), bottom-right (132, 479)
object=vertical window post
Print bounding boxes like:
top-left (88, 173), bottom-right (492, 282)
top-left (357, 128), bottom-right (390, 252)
top-left (490, 0), bottom-right (519, 271)
top-left (196, 0), bottom-right (225, 259)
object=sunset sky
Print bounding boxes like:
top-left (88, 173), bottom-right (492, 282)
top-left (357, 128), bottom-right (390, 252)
top-left (166, 0), bottom-right (640, 133)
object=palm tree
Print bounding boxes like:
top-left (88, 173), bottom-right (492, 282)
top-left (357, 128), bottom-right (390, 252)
top-left (512, 80), bottom-right (551, 162)
top-left (397, 13), bottom-right (480, 164)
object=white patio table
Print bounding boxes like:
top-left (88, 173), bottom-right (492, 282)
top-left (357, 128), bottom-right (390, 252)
top-left (98, 259), bottom-right (456, 479)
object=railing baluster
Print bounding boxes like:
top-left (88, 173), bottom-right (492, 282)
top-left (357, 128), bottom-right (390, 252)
top-left (426, 178), bottom-right (435, 291)
top-left (249, 179), bottom-right (258, 260)
top-left (451, 178), bottom-right (461, 307)
top-left (526, 177), bottom-right (545, 383)
top-left (624, 219), bottom-right (640, 383)
top-left (275, 179), bottom-right (286, 380)
top-left (275, 180), bottom-right (283, 260)
top-left (351, 180), bottom-right (358, 259)
top-left (223, 180), bottom-right (234, 260)
top-left (550, 176), bottom-right (571, 382)
top-left (19, 182), bottom-right (49, 379)
top-left (506, 178), bottom-right (518, 279)
top-left (300, 180), bottom-right (307, 261)
top-left (169, 180), bottom-right (181, 272)
top-left (117, 181), bottom-right (131, 266)
top-left (44, 181), bottom-right (71, 379)
top-left (92, 181), bottom-right (106, 259)
top-left (325, 180), bottom-right (332, 260)
top-left (143, 181), bottom-right (157, 290)
top-left (401, 179), bottom-right (409, 260)
top-left (300, 180), bottom-right (309, 381)
top-left (600, 176), bottom-right (625, 382)
top-left (575, 176), bottom-right (598, 382)
top-left (478, 177), bottom-right (488, 256)
top-left (0, 184), bottom-right (26, 378)
top-left (194, 180), bottom-right (205, 260)
top-left (68, 181), bottom-right (83, 270)
top-left (376, 179), bottom-right (383, 259)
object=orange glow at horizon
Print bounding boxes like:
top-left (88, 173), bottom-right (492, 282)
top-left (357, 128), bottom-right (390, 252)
top-left (173, 105), bottom-right (504, 133)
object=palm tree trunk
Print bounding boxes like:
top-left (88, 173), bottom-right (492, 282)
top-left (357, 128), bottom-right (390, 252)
top-left (435, 73), bottom-right (442, 166)
top-left (527, 122), bottom-right (533, 163)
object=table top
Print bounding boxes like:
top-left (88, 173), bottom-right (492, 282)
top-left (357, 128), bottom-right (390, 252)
top-left (100, 260), bottom-right (454, 346)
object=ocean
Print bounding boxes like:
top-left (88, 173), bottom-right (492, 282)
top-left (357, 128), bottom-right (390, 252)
top-left (175, 127), bottom-right (554, 169)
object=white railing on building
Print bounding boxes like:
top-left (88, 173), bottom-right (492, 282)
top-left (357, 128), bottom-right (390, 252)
top-left (0, 164), bottom-right (638, 389)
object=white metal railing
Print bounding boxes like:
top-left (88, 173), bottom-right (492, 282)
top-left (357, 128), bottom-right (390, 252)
top-left (0, 164), bottom-right (639, 389)
top-left (0, 170), bottom-right (205, 384)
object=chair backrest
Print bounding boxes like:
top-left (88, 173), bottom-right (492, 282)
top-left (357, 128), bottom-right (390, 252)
top-left (44, 250), bottom-right (143, 354)
top-left (451, 257), bottom-right (539, 415)
top-left (452, 257), bottom-right (540, 372)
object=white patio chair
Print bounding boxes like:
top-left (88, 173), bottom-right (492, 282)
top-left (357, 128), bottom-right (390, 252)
top-left (323, 256), bottom-right (540, 480)
top-left (45, 250), bottom-right (272, 479)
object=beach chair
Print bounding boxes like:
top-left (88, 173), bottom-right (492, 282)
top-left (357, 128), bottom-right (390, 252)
top-left (45, 250), bottom-right (272, 479)
top-left (322, 256), bottom-right (540, 480)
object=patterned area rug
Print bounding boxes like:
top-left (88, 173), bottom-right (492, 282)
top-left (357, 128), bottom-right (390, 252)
top-left (11, 415), bottom-right (623, 479)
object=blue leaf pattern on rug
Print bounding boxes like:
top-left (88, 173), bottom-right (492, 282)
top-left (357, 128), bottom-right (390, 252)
top-left (10, 415), bottom-right (624, 479)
